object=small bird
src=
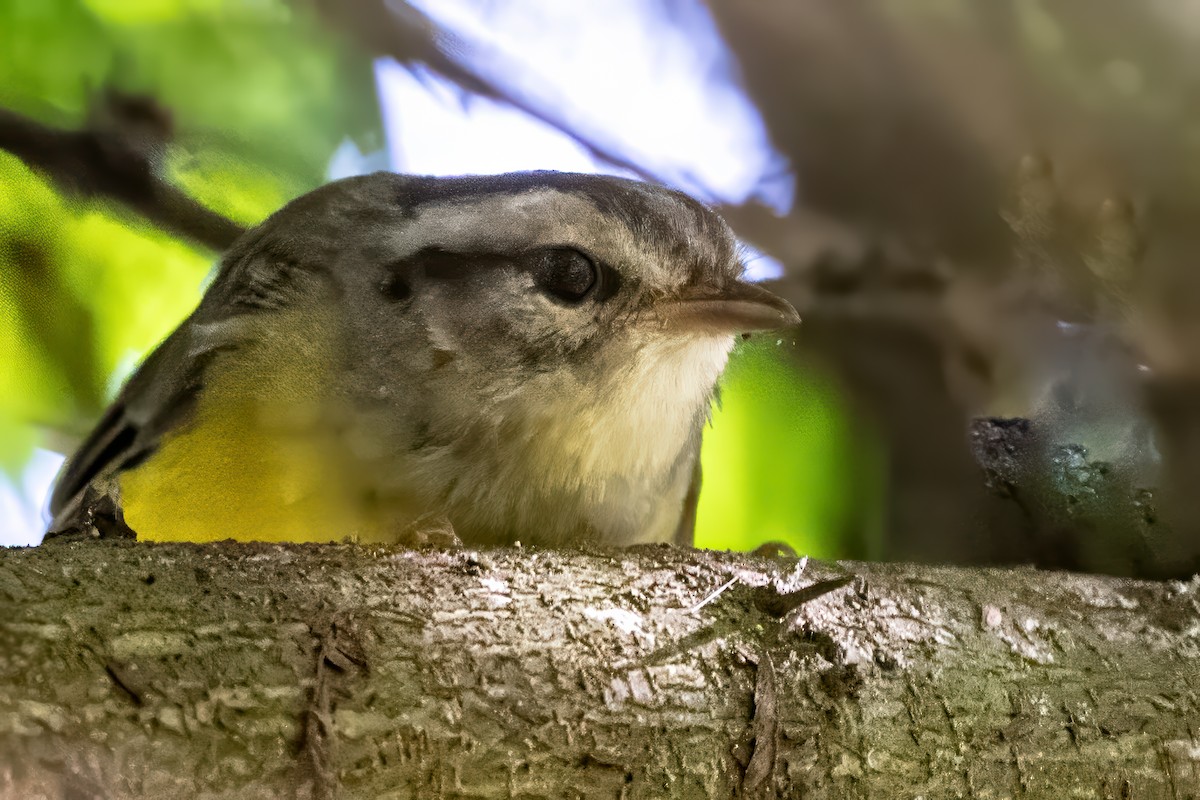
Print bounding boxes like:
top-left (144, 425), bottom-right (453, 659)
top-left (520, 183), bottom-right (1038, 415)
top-left (47, 171), bottom-right (799, 548)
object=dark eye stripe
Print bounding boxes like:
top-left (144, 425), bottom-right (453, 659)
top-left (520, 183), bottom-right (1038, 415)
top-left (380, 245), bottom-right (621, 305)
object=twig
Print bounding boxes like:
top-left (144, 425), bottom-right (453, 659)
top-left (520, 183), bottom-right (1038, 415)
top-left (314, 0), bottom-right (665, 188)
top-left (742, 649), bottom-right (780, 797)
top-left (690, 575), bottom-right (739, 613)
top-left (302, 611), bottom-right (367, 800)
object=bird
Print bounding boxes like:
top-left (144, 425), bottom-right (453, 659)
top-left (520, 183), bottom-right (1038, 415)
top-left (46, 171), bottom-right (800, 548)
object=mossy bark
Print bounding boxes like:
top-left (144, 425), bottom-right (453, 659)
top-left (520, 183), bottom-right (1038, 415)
top-left (1, 541), bottom-right (1198, 798)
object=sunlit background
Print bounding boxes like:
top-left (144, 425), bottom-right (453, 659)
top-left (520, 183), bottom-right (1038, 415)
top-left (14, 2), bottom-right (1193, 576)
top-left (0, 0), bottom-right (860, 551)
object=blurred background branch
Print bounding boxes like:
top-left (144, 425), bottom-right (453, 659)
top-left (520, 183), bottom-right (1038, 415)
top-left (304, 0), bottom-right (681, 187)
top-left (0, 98), bottom-right (244, 251)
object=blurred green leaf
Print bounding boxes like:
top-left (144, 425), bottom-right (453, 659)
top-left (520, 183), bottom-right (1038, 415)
top-left (0, 0), bottom-right (380, 178)
top-left (0, 0), bottom-right (381, 468)
top-left (696, 339), bottom-right (871, 557)
top-left (0, 153), bottom-right (214, 462)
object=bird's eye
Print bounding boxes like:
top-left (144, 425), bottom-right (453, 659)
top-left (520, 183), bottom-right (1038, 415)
top-left (534, 248), bottom-right (598, 303)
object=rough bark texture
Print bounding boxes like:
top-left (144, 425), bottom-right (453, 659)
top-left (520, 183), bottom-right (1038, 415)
top-left (2, 542), bottom-right (1199, 799)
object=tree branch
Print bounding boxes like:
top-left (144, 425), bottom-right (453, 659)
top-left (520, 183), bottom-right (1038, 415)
top-left (0, 106), bottom-right (246, 252)
top-left (311, 0), bottom-right (666, 188)
top-left (2, 541), bottom-right (1196, 797)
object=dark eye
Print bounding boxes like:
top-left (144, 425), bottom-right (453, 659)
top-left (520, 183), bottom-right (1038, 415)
top-left (534, 248), bottom-right (597, 303)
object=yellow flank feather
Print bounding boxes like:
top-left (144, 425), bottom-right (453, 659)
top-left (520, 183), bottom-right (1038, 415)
top-left (120, 307), bottom-right (390, 543)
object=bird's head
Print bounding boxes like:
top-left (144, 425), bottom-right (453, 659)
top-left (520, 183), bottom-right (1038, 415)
top-left (201, 171), bottom-right (799, 541)
top-left (225, 170), bottom-right (796, 389)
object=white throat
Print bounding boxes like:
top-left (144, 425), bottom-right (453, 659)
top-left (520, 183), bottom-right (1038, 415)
top-left (497, 334), bottom-right (736, 544)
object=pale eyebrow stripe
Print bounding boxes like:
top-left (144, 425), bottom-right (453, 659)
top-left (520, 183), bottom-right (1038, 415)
top-left (386, 190), bottom-right (589, 258)
top-left (388, 179), bottom-right (738, 288)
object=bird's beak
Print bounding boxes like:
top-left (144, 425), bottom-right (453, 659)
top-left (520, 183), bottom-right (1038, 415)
top-left (655, 281), bottom-right (801, 335)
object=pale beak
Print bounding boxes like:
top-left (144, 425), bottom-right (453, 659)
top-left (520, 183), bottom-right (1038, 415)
top-left (655, 281), bottom-right (801, 335)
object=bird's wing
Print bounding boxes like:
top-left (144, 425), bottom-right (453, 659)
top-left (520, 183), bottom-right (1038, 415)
top-left (45, 317), bottom-right (241, 537)
top-left (44, 221), bottom-right (317, 536)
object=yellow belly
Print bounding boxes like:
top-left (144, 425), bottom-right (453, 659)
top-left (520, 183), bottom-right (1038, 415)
top-left (120, 401), bottom-right (368, 543)
top-left (120, 310), bottom-right (394, 543)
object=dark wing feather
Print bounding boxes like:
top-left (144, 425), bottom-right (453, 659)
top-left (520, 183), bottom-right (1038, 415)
top-left (48, 401), bottom-right (135, 517)
top-left (46, 320), bottom-right (230, 534)
top-left (46, 222), bottom-right (297, 533)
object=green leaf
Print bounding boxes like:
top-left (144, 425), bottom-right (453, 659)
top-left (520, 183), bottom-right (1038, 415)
top-left (696, 338), bottom-right (876, 556)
